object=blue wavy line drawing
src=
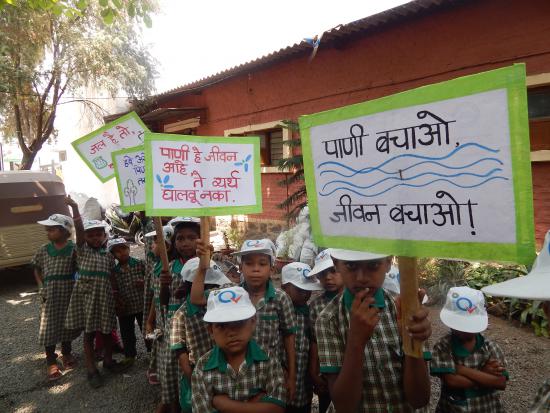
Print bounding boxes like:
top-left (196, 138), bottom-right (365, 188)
top-left (318, 142), bottom-right (500, 177)
top-left (321, 168), bottom-right (504, 191)
top-left (320, 157), bottom-right (503, 177)
top-left (318, 176), bottom-right (509, 198)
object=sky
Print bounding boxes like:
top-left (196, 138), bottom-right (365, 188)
top-left (146, 0), bottom-right (410, 93)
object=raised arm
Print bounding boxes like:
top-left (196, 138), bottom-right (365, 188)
top-left (189, 239), bottom-right (209, 306)
top-left (65, 196), bottom-right (84, 247)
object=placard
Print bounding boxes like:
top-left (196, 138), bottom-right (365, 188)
top-left (112, 145), bottom-right (145, 212)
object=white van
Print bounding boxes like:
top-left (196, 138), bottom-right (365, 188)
top-left (0, 171), bottom-right (69, 269)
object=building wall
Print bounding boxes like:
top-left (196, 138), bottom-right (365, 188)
top-left (158, 0), bottom-right (550, 240)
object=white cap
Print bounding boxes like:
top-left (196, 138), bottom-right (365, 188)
top-left (168, 216), bottom-right (200, 227)
top-left (282, 262), bottom-right (323, 291)
top-left (383, 265), bottom-right (401, 295)
top-left (440, 286), bottom-right (488, 333)
top-left (107, 237), bottom-right (128, 252)
top-left (482, 230), bottom-right (550, 300)
top-left (330, 248), bottom-right (389, 262)
top-left (37, 214), bottom-right (73, 231)
top-left (145, 225), bottom-right (174, 245)
top-left (232, 239), bottom-right (276, 263)
top-left (83, 219), bottom-right (107, 231)
top-left (181, 257), bottom-right (231, 285)
top-left (203, 286), bottom-right (256, 323)
top-left (309, 249), bottom-right (334, 277)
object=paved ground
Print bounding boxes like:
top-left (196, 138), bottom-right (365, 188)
top-left (1, 257), bottom-right (548, 412)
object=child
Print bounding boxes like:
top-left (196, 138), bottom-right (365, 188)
top-left (315, 248), bottom-right (432, 412)
top-left (191, 238), bottom-right (298, 400)
top-left (307, 249), bottom-right (343, 413)
top-left (281, 262), bottom-right (323, 413)
top-left (148, 218), bottom-right (200, 413)
top-left (431, 286), bottom-right (508, 412)
top-left (108, 237), bottom-right (145, 364)
top-left (191, 286), bottom-right (287, 413)
top-left (170, 257), bottom-right (231, 412)
top-left (64, 197), bottom-right (129, 388)
top-left (33, 213), bottom-right (79, 380)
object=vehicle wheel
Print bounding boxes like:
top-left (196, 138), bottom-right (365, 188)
top-left (134, 229), bottom-right (144, 246)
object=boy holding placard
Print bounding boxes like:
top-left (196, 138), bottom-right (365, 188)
top-left (431, 286), bottom-right (508, 412)
top-left (315, 248), bottom-right (431, 412)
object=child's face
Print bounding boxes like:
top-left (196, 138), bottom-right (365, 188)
top-left (174, 227), bottom-right (199, 258)
top-left (333, 257), bottom-right (391, 297)
top-left (241, 253), bottom-right (272, 289)
top-left (282, 283), bottom-right (311, 306)
top-left (45, 226), bottom-right (68, 242)
top-left (318, 267), bottom-right (344, 293)
top-left (84, 228), bottom-right (106, 249)
top-left (451, 329), bottom-right (476, 342)
top-left (209, 317), bottom-right (256, 357)
top-left (111, 244), bottom-right (130, 264)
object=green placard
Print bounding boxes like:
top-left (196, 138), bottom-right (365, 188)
top-left (112, 145), bottom-right (145, 213)
top-left (145, 133), bottom-right (262, 217)
top-left (71, 111), bottom-right (149, 182)
top-left (299, 64), bottom-right (535, 265)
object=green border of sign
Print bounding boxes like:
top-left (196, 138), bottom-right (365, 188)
top-left (71, 111), bottom-right (149, 183)
top-left (144, 133), bottom-right (263, 217)
top-left (299, 64), bottom-right (535, 265)
top-left (112, 145), bottom-right (146, 213)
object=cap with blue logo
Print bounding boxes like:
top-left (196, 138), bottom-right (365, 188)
top-left (203, 286), bottom-right (256, 323)
top-left (107, 237), bottom-right (128, 252)
top-left (232, 239), bottom-right (276, 263)
top-left (440, 286), bottom-right (488, 333)
top-left (282, 262), bottom-right (323, 291)
top-left (181, 257), bottom-right (231, 286)
top-left (309, 249), bottom-right (334, 277)
top-left (168, 216), bottom-right (201, 227)
top-left (83, 219), bottom-right (108, 231)
top-left (37, 214), bottom-right (74, 231)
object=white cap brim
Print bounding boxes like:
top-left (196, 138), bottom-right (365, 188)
top-left (37, 219), bottom-right (64, 227)
top-left (203, 306), bottom-right (256, 323)
top-left (232, 249), bottom-right (274, 259)
top-left (482, 274), bottom-right (550, 300)
top-left (440, 308), bottom-right (488, 333)
top-left (84, 224), bottom-right (106, 230)
top-left (144, 230), bottom-right (156, 238)
top-left (284, 280), bottom-right (324, 291)
top-left (309, 259), bottom-right (334, 277)
top-left (330, 248), bottom-right (389, 261)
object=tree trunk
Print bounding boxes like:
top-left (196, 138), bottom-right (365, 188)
top-left (19, 150), bottom-right (38, 170)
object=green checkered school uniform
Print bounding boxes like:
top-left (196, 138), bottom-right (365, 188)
top-left (114, 257), bottom-right (145, 316)
top-left (308, 291), bottom-right (339, 342)
top-left (152, 258), bottom-right (187, 404)
top-left (242, 280), bottom-right (297, 362)
top-left (530, 379), bottom-right (550, 412)
top-left (431, 333), bottom-right (508, 413)
top-left (32, 241), bottom-right (79, 347)
top-left (290, 305), bottom-right (313, 408)
top-left (65, 244), bottom-right (116, 334)
top-left (142, 218), bottom-right (156, 327)
top-left (191, 340), bottom-right (287, 413)
top-left (316, 288), bottom-right (424, 413)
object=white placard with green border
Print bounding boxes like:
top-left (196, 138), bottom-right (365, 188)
top-left (112, 145), bottom-right (145, 212)
top-left (71, 111), bottom-right (149, 182)
top-left (145, 133), bottom-right (262, 217)
top-left (299, 64), bottom-right (535, 264)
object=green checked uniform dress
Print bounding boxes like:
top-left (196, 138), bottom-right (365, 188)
top-left (191, 340), bottom-right (287, 413)
top-left (530, 379), bottom-right (550, 412)
top-left (309, 291), bottom-right (339, 343)
top-left (242, 280), bottom-right (297, 363)
top-left (316, 288), bottom-right (428, 413)
top-left (152, 258), bottom-right (187, 404)
top-left (431, 333), bottom-right (508, 413)
top-left (289, 305), bottom-right (313, 408)
top-left (32, 241), bottom-right (79, 347)
top-left (65, 244), bottom-right (116, 334)
top-left (114, 257), bottom-right (145, 316)
top-left (142, 218), bottom-right (156, 328)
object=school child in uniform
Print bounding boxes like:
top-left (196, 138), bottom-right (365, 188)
top-left (191, 238), bottom-right (298, 401)
top-left (170, 257), bottom-right (231, 412)
top-left (431, 286), bottom-right (508, 412)
top-left (108, 237), bottom-right (146, 364)
top-left (281, 262), bottom-right (323, 413)
top-left (33, 213), bottom-right (79, 381)
top-left (306, 249), bottom-right (343, 413)
top-left (315, 249), bottom-right (432, 412)
top-left (64, 197), bottom-right (129, 388)
top-left (148, 217), bottom-right (200, 413)
top-left (191, 286), bottom-right (287, 413)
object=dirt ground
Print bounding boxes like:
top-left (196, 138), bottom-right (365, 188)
top-left (1, 259), bottom-right (548, 412)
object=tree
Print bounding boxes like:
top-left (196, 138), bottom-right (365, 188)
top-left (0, 1), bottom-right (157, 169)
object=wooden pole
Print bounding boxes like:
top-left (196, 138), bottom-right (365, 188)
top-left (200, 217), bottom-right (211, 268)
top-left (154, 217), bottom-right (170, 306)
top-left (397, 256), bottom-right (423, 358)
